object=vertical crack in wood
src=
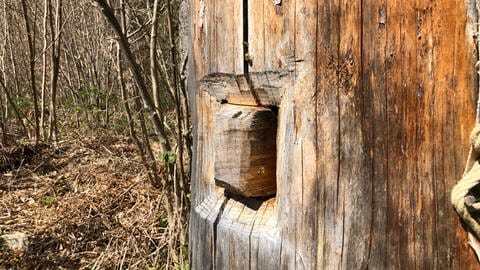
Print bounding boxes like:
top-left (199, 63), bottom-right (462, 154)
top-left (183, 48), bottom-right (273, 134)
top-left (336, 1), bottom-right (345, 267)
top-left (362, 0), bottom-right (374, 267)
top-left (243, 0), bottom-right (249, 75)
top-left (213, 196), bottom-right (229, 270)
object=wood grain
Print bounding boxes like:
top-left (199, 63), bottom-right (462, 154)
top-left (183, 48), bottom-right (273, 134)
top-left (214, 105), bottom-right (277, 197)
top-left (188, 0), bottom-right (480, 268)
top-left (200, 72), bottom-right (289, 106)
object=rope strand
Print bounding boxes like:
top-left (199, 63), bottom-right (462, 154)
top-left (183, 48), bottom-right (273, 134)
top-left (451, 14), bottom-right (480, 245)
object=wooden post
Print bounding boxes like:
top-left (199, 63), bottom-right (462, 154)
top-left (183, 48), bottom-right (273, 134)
top-left (187, 0), bottom-right (480, 268)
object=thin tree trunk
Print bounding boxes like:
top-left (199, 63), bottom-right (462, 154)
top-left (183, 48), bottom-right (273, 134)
top-left (166, 0), bottom-right (188, 211)
top-left (149, 0), bottom-right (172, 114)
top-left (94, 0), bottom-right (171, 153)
top-left (40, 0), bottom-right (50, 140)
top-left (20, 0), bottom-right (40, 143)
top-left (0, 77), bottom-right (27, 135)
top-left (103, 43), bottom-right (115, 128)
top-left (1, 0), bottom-right (9, 136)
top-left (116, 41), bottom-right (154, 183)
top-left (0, 100), bottom-right (5, 144)
top-left (63, 48), bottom-right (80, 127)
top-left (48, 0), bottom-right (62, 141)
top-left (150, 0), bottom-right (162, 112)
top-left (164, 1), bottom-right (189, 263)
top-left (4, 0), bottom-right (20, 116)
top-left (118, 0), bottom-right (162, 187)
top-left (0, 81), bottom-right (5, 144)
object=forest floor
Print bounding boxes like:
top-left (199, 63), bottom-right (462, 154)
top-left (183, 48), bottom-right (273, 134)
top-left (0, 134), bottom-right (168, 269)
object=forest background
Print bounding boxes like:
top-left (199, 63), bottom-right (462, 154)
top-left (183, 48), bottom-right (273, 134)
top-left (0, 0), bottom-right (191, 268)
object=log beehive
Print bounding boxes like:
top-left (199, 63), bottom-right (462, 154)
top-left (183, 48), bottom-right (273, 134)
top-left (186, 0), bottom-right (480, 268)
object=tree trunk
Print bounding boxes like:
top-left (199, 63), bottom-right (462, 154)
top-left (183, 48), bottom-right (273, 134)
top-left (20, 0), bottom-right (40, 143)
top-left (188, 0), bottom-right (480, 269)
top-left (48, 0), bottom-right (62, 141)
top-left (40, 0), bottom-right (49, 140)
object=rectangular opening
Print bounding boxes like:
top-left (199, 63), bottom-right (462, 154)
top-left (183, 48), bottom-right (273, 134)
top-left (214, 104), bottom-right (278, 202)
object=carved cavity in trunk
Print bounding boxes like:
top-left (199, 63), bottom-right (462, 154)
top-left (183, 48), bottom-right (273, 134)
top-left (214, 104), bottom-right (279, 199)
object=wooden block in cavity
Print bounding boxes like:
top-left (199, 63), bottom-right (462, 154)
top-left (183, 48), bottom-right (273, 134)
top-left (214, 104), bottom-right (277, 197)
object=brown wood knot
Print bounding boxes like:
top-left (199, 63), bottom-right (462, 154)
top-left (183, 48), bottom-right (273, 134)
top-left (200, 71), bottom-right (290, 106)
top-left (214, 104), bottom-right (277, 197)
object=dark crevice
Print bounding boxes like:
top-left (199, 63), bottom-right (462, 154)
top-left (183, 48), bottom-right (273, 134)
top-left (243, 0), bottom-right (249, 75)
top-left (267, 105), bottom-right (279, 117)
top-left (224, 191), bottom-right (275, 210)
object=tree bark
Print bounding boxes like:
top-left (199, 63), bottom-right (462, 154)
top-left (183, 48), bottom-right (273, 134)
top-left (48, 0), bottom-right (62, 141)
top-left (40, 0), bottom-right (49, 140)
top-left (20, 0), bottom-right (40, 143)
top-left (0, 77), bottom-right (27, 136)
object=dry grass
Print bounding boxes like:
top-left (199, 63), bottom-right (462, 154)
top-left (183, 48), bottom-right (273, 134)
top-left (0, 135), bottom-right (174, 269)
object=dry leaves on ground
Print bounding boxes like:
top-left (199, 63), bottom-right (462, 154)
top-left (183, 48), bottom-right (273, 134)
top-left (0, 135), bottom-right (171, 269)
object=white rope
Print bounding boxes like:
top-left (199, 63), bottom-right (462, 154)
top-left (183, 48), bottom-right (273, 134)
top-left (451, 9), bottom-right (480, 250)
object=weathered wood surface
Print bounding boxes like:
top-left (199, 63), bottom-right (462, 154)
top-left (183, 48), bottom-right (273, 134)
top-left (188, 0), bottom-right (480, 269)
top-left (199, 72), bottom-right (289, 106)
